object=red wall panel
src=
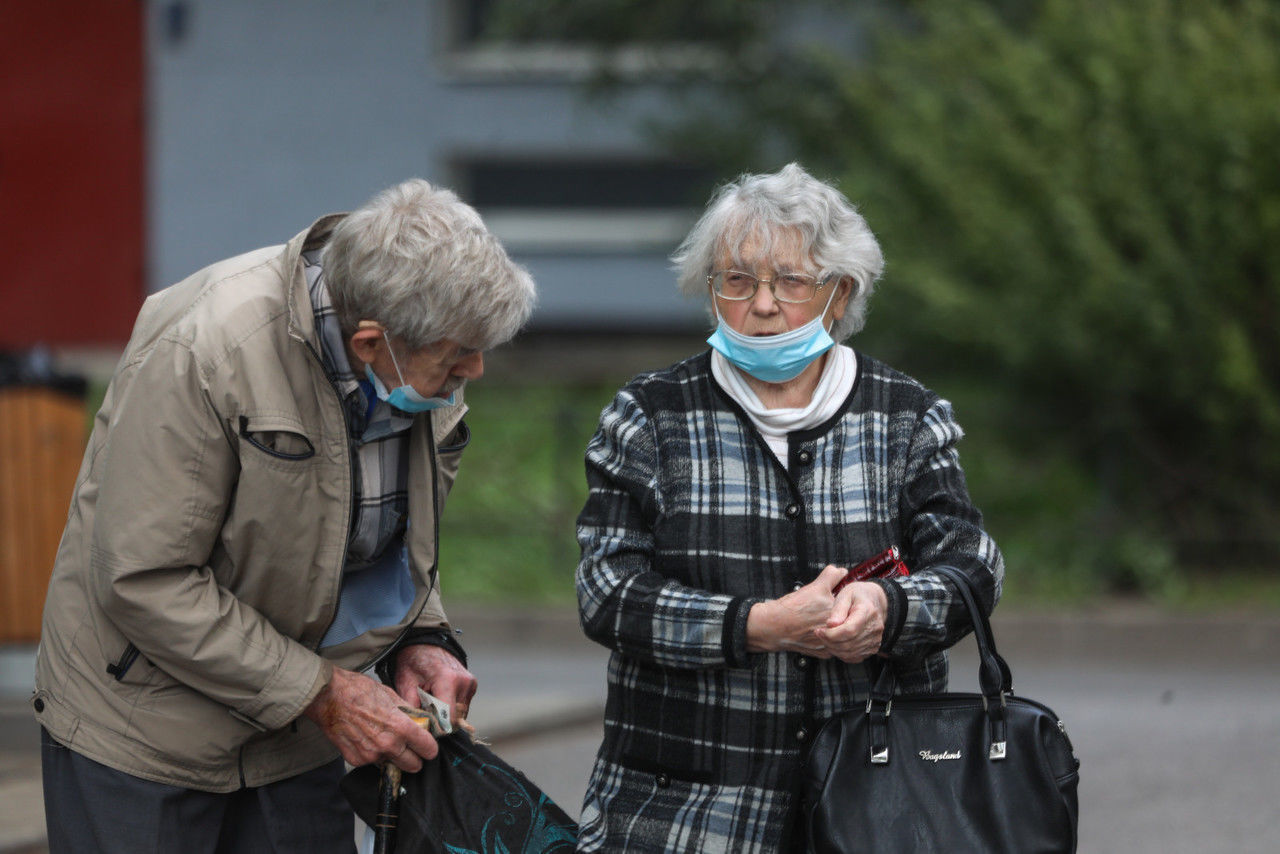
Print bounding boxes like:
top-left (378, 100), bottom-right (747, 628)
top-left (0, 1), bottom-right (145, 348)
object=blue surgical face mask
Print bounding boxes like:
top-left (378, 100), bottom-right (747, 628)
top-left (364, 333), bottom-right (457, 413)
top-left (706, 286), bottom-right (839, 384)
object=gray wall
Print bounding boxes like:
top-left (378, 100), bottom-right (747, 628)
top-left (145, 0), bottom-right (707, 330)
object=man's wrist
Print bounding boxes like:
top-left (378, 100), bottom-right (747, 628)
top-left (301, 658), bottom-right (338, 722)
top-left (375, 626), bottom-right (468, 685)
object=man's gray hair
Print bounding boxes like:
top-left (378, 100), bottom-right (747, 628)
top-left (324, 178), bottom-right (536, 350)
top-left (671, 163), bottom-right (884, 340)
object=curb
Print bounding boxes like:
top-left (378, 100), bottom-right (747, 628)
top-left (445, 602), bottom-right (587, 649)
top-left (989, 606), bottom-right (1280, 665)
top-left (483, 702), bottom-right (606, 748)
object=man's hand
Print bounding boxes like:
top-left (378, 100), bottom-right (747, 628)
top-left (746, 565), bottom-right (849, 656)
top-left (302, 667), bottom-right (439, 772)
top-left (816, 580), bottom-right (888, 663)
top-left (393, 644), bottom-right (478, 723)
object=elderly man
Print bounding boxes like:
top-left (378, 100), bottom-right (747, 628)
top-left (32, 179), bottom-right (536, 853)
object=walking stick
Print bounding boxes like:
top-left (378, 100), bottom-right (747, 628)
top-left (372, 691), bottom-right (455, 854)
top-left (373, 764), bottom-right (403, 854)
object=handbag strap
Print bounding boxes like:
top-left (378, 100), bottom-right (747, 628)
top-left (933, 566), bottom-right (1012, 697)
top-left (870, 566), bottom-right (1011, 700)
top-left (867, 566), bottom-right (1014, 763)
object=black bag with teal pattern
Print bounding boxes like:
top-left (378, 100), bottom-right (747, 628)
top-left (343, 732), bottom-right (577, 854)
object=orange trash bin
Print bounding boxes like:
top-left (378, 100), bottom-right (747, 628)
top-left (0, 385), bottom-right (87, 642)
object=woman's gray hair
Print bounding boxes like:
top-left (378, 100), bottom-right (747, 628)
top-left (671, 163), bottom-right (884, 340)
top-left (323, 178), bottom-right (536, 350)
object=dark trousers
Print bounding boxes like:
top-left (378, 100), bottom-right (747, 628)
top-left (41, 729), bottom-right (356, 854)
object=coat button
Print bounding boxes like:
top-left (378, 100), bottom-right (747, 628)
top-left (797, 450), bottom-right (813, 464)
top-left (792, 580), bottom-right (804, 591)
top-left (795, 656), bottom-right (809, 670)
top-left (33, 698), bottom-right (44, 713)
top-left (785, 503), bottom-right (800, 518)
top-left (796, 727), bottom-right (809, 742)
top-left (655, 772), bottom-right (671, 788)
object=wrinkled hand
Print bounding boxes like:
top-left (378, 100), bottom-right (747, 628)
top-left (393, 644), bottom-right (478, 723)
top-left (816, 580), bottom-right (888, 663)
top-left (302, 667), bottom-right (439, 772)
top-left (746, 565), bottom-right (849, 656)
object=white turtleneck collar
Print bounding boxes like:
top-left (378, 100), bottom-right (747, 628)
top-left (710, 345), bottom-right (858, 469)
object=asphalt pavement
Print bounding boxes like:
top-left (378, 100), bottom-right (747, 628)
top-left (3, 602), bottom-right (1278, 853)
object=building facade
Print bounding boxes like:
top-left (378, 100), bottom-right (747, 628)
top-left (148, 0), bottom-right (709, 333)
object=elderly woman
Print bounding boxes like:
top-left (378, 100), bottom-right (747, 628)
top-left (574, 163), bottom-right (1004, 852)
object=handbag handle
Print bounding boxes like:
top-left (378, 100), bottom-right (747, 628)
top-left (868, 566), bottom-right (1013, 763)
top-left (934, 566), bottom-right (1012, 697)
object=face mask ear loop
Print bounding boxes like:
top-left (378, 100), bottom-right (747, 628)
top-left (382, 332), bottom-right (410, 386)
top-left (711, 286), bottom-right (727, 326)
top-left (818, 280), bottom-right (840, 334)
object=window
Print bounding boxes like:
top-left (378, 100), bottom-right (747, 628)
top-left (438, 0), bottom-right (721, 80)
top-left (456, 158), bottom-right (712, 253)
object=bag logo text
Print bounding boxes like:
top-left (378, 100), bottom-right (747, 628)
top-left (918, 749), bottom-right (962, 762)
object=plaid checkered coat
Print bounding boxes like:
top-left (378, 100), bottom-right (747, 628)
top-left (574, 351), bottom-right (1004, 852)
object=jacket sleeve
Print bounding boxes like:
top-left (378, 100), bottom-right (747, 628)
top-left (89, 336), bottom-right (326, 732)
top-left (877, 397), bottom-right (1005, 664)
top-left (575, 388), bottom-right (756, 670)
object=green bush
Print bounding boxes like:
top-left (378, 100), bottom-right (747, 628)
top-left (827, 0), bottom-right (1280, 590)
top-left (436, 381), bottom-right (621, 603)
top-left (597, 0), bottom-right (1280, 594)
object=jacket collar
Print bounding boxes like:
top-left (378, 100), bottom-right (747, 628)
top-left (285, 212), bottom-right (348, 348)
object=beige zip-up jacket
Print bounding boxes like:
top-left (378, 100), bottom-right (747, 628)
top-left (33, 215), bottom-right (469, 792)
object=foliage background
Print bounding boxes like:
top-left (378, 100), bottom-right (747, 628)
top-left (463, 0), bottom-right (1280, 601)
top-left (437, 381), bottom-right (614, 602)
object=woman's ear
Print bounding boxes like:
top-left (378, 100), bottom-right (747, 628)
top-left (830, 277), bottom-right (855, 321)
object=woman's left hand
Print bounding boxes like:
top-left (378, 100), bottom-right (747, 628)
top-left (816, 581), bottom-right (888, 663)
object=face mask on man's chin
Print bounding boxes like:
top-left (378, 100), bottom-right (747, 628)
top-left (363, 331), bottom-right (461, 413)
top-left (364, 364), bottom-right (458, 413)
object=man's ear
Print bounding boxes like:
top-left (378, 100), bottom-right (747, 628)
top-left (347, 323), bottom-right (384, 367)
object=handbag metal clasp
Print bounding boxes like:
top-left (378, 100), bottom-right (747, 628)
top-left (867, 697), bottom-right (892, 763)
top-left (979, 692), bottom-right (1008, 712)
top-left (865, 697), bottom-right (892, 716)
top-left (982, 693), bottom-right (1008, 761)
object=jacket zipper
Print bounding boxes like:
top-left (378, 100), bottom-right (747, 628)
top-left (301, 336), bottom-right (357, 652)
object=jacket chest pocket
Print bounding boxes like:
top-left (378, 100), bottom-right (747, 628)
top-left (225, 414), bottom-right (334, 574)
top-left (238, 415), bottom-right (316, 466)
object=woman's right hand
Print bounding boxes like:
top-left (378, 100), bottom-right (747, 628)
top-left (746, 565), bottom-right (848, 656)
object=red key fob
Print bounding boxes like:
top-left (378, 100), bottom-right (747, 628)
top-left (832, 546), bottom-right (908, 595)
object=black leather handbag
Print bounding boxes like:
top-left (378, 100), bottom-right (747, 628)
top-left (802, 566), bottom-right (1080, 853)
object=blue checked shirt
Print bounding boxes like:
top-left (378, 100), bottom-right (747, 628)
top-left (575, 351), bottom-right (1004, 852)
top-left (304, 251), bottom-right (417, 647)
